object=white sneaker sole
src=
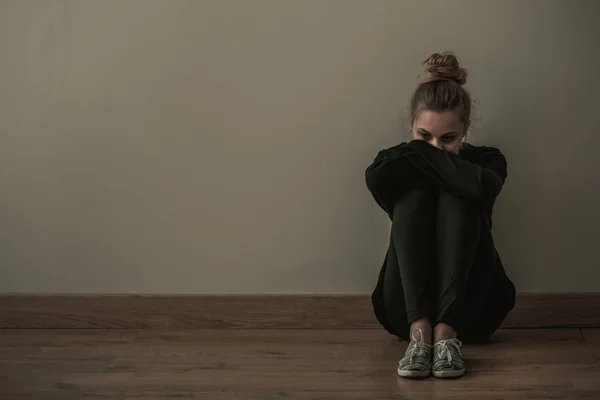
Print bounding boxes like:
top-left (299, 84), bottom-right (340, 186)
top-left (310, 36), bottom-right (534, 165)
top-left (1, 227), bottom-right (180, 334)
top-left (397, 368), bottom-right (431, 379)
top-left (432, 368), bottom-right (465, 378)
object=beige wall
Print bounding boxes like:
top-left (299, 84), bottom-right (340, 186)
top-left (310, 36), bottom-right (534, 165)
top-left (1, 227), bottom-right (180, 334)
top-left (1, 0), bottom-right (599, 293)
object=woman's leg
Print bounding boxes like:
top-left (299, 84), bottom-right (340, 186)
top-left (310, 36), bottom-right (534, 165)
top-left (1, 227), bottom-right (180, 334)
top-left (434, 190), bottom-right (481, 339)
top-left (459, 216), bottom-right (517, 342)
top-left (379, 236), bottom-right (411, 341)
top-left (385, 187), bottom-right (439, 378)
top-left (384, 187), bottom-right (439, 343)
top-left (432, 190), bottom-right (482, 378)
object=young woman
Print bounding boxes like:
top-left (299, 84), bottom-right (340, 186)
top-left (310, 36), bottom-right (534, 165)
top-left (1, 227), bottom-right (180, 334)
top-left (365, 53), bottom-right (516, 379)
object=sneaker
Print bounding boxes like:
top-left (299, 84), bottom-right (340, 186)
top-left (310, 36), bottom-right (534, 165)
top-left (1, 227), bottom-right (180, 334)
top-left (432, 338), bottom-right (465, 378)
top-left (397, 328), bottom-right (432, 379)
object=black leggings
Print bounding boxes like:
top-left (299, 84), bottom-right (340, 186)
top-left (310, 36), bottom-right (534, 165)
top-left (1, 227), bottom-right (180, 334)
top-left (379, 187), bottom-right (514, 342)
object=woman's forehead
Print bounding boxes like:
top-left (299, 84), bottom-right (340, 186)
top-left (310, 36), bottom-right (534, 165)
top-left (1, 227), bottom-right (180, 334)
top-left (413, 110), bottom-right (463, 135)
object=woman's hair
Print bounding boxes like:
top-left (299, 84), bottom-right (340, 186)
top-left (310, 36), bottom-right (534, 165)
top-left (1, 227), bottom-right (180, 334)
top-left (410, 52), bottom-right (472, 129)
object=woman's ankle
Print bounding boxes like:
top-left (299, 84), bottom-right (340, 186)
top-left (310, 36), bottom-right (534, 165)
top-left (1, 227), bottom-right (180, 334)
top-left (433, 322), bottom-right (457, 343)
top-left (410, 318), bottom-right (433, 345)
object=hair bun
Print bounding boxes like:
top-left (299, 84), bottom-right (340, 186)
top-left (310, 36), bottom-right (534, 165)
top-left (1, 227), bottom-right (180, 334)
top-left (422, 52), bottom-right (468, 85)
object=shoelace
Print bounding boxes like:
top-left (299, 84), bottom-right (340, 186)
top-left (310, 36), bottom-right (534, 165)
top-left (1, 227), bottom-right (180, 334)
top-left (404, 328), bottom-right (429, 363)
top-left (435, 338), bottom-right (463, 363)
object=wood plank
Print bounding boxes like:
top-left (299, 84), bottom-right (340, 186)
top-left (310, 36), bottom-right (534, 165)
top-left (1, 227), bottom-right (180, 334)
top-left (491, 328), bottom-right (584, 344)
top-left (0, 391), bottom-right (80, 400)
top-left (0, 329), bottom-right (138, 347)
top-left (582, 329), bottom-right (600, 362)
top-left (0, 293), bottom-right (599, 329)
top-left (581, 329), bottom-right (600, 342)
top-left (90, 329), bottom-right (403, 372)
top-left (55, 369), bottom-right (577, 392)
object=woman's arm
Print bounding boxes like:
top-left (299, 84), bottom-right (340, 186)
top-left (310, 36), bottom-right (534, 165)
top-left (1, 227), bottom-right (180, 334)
top-left (365, 140), bottom-right (507, 214)
top-left (365, 142), bottom-right (430, 215)
top-left (462, 143), bottom-right (507, 207)
top-left (408, 140), bottom-right (507, 203)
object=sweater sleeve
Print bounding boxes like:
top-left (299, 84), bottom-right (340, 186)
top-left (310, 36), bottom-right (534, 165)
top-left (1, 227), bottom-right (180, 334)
top-left (365, 140), bottom-right (507, 214)
top-left (364, 142), bottom-right (422, 214)
top-left (468, 144), bottom-right (507, 206)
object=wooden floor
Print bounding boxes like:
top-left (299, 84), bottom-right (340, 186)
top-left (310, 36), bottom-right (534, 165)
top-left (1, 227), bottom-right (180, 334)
top-left (1, 328), bottom-right (599, 399)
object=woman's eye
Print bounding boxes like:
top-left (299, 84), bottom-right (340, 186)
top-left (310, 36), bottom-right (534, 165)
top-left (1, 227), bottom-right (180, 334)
top-left (442, 136), bottom-right (455, 143)
top-left (421, 134), bottom-right (432, 141)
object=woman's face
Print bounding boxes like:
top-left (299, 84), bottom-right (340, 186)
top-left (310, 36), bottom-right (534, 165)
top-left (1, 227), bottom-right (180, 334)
top-left (411, 110), bottom-right (466, 155)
